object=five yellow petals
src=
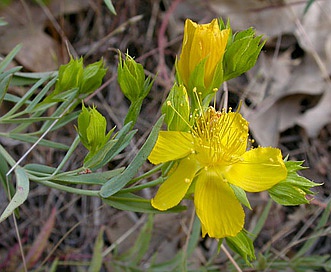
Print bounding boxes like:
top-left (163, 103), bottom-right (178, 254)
top-left (149, 108), bottom-right (287, 238)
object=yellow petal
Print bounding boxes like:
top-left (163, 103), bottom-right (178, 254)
top-left (224, 147), bottom-right (287, 192)
top-left (177, 19), bottom-right (197, 87)
top-left (194, 168), bottom-right (244, 238)
top-left (151, 156), bottom-right (200, 210)
top-left (148, 131), bottom-right (194, 165)
top-left (218, 112), bottom-right (249, 157)
top-left (191, 20), bottom-right (229, 88)
top-left (177, 19), bottom-right (229, 89)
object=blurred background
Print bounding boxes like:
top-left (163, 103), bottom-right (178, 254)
top-left (0, 0), bottom-right (330, 271)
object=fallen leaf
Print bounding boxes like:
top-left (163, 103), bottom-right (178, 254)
top-left (297, 89), bottom-right (331, 138)
top-left (0, 25), bottom-right (60, 71)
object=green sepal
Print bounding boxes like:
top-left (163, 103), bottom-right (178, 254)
top-left (162, 84), bottom-right (190, 131)
top-left (54, 57), bottom-right (84, 95)
top-left (79, 58), bottom-right (107, 94)
top-left (268, 160), bottom-right (322, 206)
top-left (229, 183), bottom-right (252, 210)
top-left (218, 18), bottom-right (233, 47)
top-left (223, 28), bottom-right (265, 81)
top-left (225, 230), bottom-right (256, 265)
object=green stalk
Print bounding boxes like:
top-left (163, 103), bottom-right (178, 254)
top-left (32, 178), bottom-right (100, 197)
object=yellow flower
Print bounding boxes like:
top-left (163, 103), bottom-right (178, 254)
top-left (149, 107), bottom-right (287, 238)
top-left (177, 19), bottom-right (230, 92)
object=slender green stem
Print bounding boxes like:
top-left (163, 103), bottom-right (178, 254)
top-left (126, 164), bottom-right (163, 185)
top-left (108, 196), bottom-right (150, 203)
top-left (53, 135), bottom-right (81, 175)
top-left (32, 178), bottom-right (100, 197)
top-left (121, 177), bottom-right (164, 193)
top-left (24, 167), bottom-right (85, 182)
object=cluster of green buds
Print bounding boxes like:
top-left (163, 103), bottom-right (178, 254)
top-left (42, 57), bottom-right (107, 106)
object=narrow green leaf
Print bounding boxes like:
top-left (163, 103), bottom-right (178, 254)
top-left (50, 111), bottom-right (80, 132)
top-left (1, 116), bottom-right (59, 124)
top-left (103, 192), bottom-right (186, 214)
top-left (2, 75), bottom-right (50, 118)
top-left (104, 0), bottom-right (117, 15)
top-left (53, 168), bottom-right (125, 185)
top-left (0, 73), bottom-right (11, 106)
top-left (83, 139), bottom-right (118, 169)
top-left (9, 133), bottom-right (69, 150)
top-left (0, 66), bottom-right (22, 82)
top-left (25, 76), bottom-right (58, 113)
top-left (303, 0), bottom-right (315, 14)
top-left (0, 151), bottom-right (16, 213)
top-left (0, 44), bottom-right (22, 73)
top-left (90, 123), bottom-right (136, 170)
top-left (100, 116), bottom-right (164, 197)
top-left (120, 214), bottom-right (153, 265)
top-left (186, 215), bottom-right (201, 257)
top-left (24, 163), bottom-right (56, 175)
top-left (11, 71), bottom-right (57, 86)
top-left (49, 258), bottom-right (59, 272)
top-left (88, 226), bottom-right (104, 272)
top-left (230, 184), bottom-right (252, 209)
top-left (0, 167), bottom-right (29, 222)
top-left (251, 199), bottom-right (272, 240)
top-left (3, 93), bottom-right (30, 104)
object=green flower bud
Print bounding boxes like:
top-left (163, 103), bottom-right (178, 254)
top-left (54, 57), bottom-right (107, 96)
top-left (223, 27), bottom-right (265, 81)
top-left (176, 19), bottom-right (229, 98)
top-left (268, 160), bottom-right (322, 206)
top-left (54, 58), bottom-right (84, 94)
top-left (77, 104), bottom-right (112, 160)
top-left (117, 53), bottom-right (150, 101)
top-left (79, 58), bottom-right (107, 94)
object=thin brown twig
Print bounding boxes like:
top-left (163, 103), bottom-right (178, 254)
top-left (221, 244), bottom-right (242, 272)
top-left (157, 0), bottom-right (182, 87)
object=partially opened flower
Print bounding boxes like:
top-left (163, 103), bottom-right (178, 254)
top-left (149, 107), bottom-right (287, 238)
top-left (177, 19), bottom-right (230, 96)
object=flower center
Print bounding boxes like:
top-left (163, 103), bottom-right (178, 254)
top-left (192, 107), bottom-right (248, 166)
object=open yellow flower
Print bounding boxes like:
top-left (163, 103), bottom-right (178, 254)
top-left (177, 19), bottom-right (230, 92)
top-left (149, 107), bottom-right (287, 238)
